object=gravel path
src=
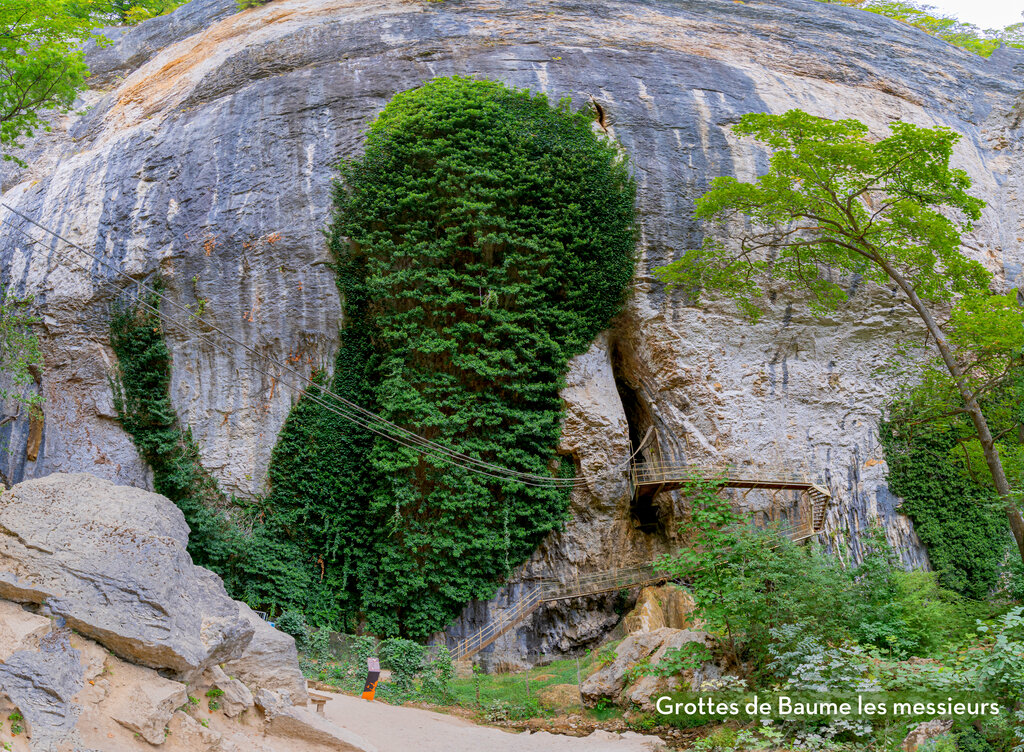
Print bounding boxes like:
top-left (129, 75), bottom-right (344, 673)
top-left (324, 693), bottom-right (667, 752)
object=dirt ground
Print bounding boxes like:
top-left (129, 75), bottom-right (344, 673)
top-left (324, 693), bottom-right (668, 752)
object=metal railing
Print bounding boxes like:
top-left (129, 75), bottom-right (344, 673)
top-left (539, 564), bottom-right (669, 602)
top-left (629, 461), bottom-right (824, 488)
top-left (449, 467), bottom-right (834, 662)
top-left (450, 585), bottom-right (545, 661)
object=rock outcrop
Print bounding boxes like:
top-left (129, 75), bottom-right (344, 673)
top-left (0, 473), bottom-right (373, 752)
top-left (581, 628), bottom-right (722, 712)
top-left (0, 472), bottom-right (252, 680)
top-left (1, 0), bottom-right (1022, 661)
top-left (223, 602), bottom-right (309, 705)
top-left (622, 586), bottom-right (699, 634)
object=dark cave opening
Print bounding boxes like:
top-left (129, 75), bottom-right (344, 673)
top-left (612, 350), bottom-right (661, 534)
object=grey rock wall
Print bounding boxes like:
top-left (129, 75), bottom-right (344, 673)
top-left (1, 0), bottom-right (1022, 661)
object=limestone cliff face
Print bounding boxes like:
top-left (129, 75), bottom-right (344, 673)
top-left (1, 0), bottom-right (1022, 661)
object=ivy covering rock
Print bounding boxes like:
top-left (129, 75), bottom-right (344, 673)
top-left (256, 76), bottom-right (637, 636)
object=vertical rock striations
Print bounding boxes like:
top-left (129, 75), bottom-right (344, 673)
top-left (1, 0), bottom-right (1022, 657)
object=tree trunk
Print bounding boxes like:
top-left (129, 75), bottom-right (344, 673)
top-left (886, 266), bottom-right (1024, 563)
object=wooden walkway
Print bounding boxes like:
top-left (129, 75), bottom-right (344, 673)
top-left (630, 462), bottom-right (830, 542)
top-left (449, 565), bottom-right (672, 661)
top-left (449, 464), bottom-right (832, 661)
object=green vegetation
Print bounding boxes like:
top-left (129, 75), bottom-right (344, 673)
top-left (818, 0), bottom-right (1023, 56)
top-left (446, 650), bottom-right (604, 720)
top-left (297, 631), bottom-right (455, 705)
top-left (653, 109), bottom-right (1024, 564)
top-left (1, 0), bottom-right (188, 164)
top-left (658, 479), bottom-right (986, 674)
top-left (257, 76), bottom-right (636, 636)
top-left (0, 1), bottom-right (95, 163)
top-left (108, 293), bottom-right (243, 575)
top-left (109, 78), bottom-right (635, 639)
top-left (0, 292), bottom-right (43, 419)
top-left (67, 0), bottom-right (188, 24)
top-left (880, 422), bottom-right (1009, 599)
top-left (646, 489), bottom-right (1023, 750)
top-left (205, 686), bottom-right (224, 711)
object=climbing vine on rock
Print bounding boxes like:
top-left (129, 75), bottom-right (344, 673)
top-left (109, 292), bottom-right (242, 576)
top-left (263, 76), bottom-right (637, 637)
top-left (879, 417), bottom-right (1008, 600)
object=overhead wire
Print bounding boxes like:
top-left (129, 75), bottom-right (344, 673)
top-left (4, 218), bottom-right (583, 487)
top-left (0, 204), bottom-right (591, 488)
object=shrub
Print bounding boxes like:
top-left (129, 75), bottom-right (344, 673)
top-left (378, 638), bottom-right (426, 698)
top-left (274, 610), bottom-right (308, 644)
top-left (307, 626), bottom-right (332, 662)
top-left (419, 646), bottom-right (455, 703)
top-left (658, 478), bottom-right (980, 680)
top-left (880, 423), bottom-right (1008, 599)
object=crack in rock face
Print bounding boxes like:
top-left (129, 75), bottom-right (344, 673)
top-left (1, 0), bottom-right (1022, 660)
top-left (0, 627), bottom-right (85, 752)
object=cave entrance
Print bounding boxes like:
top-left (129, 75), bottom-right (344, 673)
top-left (612, 353), bottom-right (662, 534)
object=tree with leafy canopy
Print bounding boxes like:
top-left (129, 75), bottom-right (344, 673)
top-left (888, 292), bottom-right (1024, 488)
top-left (0, 0), bottom-right (97, 164)
top-left (0, 0), bottom-right (182, 164)
top-left (654, 109), bottom-right (1024, 565)
top-left (80, 1), bottom-right (186, 25)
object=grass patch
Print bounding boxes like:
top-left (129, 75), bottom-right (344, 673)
top-left (449, 646), bottom-right (622, 722)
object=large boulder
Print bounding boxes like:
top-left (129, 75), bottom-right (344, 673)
top-left (223, 602), bottom-right (309, 705)
top-left (582, 628), bottom-right (716, 709)
top-left (0, 473), bottom-right (376, 752)
top-left (622, 586), bottom-right (700, 634)
top-left (0, 473), bottom-right (253, 679)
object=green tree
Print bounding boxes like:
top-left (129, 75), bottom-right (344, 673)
top-left (62, 0), bottom-right (187, 25)
top-left (656, 476), bottom-right (855, 674)
top-left (0, 1), bottom-right (99, 164)
top-left (654, 109), bottom-right (1024, 564)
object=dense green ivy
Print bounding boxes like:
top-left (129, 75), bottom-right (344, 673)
top-left (109, 294), bottom-right (242, 576)
top-left (109, 295), bottom-right (355, 623)
top-left (262, 76), bottom-right (637, 637)
top-left (879, 420), bottom-right (1008, 600)
top-left (112, 78), bottom-right (636, 637)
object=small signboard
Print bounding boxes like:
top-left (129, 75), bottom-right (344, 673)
top-left (361, 657), bottom-right (381, 701)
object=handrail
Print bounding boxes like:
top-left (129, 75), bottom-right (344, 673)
top-left (629, 462), bottom-right (825, 487)
top-left (449, 466), bottom-right (833, 661)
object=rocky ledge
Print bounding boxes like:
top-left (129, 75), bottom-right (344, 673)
top-left (0, 472), bottom-right (373, 752)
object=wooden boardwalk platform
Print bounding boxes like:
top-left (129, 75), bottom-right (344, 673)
top-left (448, 464), bottom-right (832, 661)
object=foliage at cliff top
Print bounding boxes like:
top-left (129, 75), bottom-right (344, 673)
top-left (0, 0), bottom-right (185, 164)
top-left (820, 0), bottom-right (1023, 56)
top-left (257, 76), bottom-right (636, 636)
top-left (0, 1), bottom-right (93, 163)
